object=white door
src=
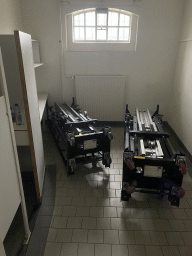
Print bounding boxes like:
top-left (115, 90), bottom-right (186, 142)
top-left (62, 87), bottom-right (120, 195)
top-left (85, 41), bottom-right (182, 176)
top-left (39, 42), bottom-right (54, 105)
top-left (0, 95), bottom-right (21, 240)
top-left (0, 239), bottom-right (6, 256)
top-left (0, 47), bottom-right (30, 252)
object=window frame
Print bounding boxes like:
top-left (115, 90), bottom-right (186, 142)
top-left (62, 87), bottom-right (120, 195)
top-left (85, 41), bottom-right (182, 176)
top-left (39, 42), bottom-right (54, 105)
top-left (72, 8), bottom-right (132, 43)
top-left (65, 7), bottom-right (139, 52)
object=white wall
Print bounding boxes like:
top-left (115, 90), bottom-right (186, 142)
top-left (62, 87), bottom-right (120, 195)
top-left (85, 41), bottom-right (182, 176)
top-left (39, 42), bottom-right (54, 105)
top-left (20, 0), bottom-right (62, 105)
top-left (61, 0), bottom-right (184, 116)
top-left (0, 0), bottom-right (23, 33)
top-left (18, 0), bottom-right (184, 117)
top-left (168, 0), bottom-right (192, 155)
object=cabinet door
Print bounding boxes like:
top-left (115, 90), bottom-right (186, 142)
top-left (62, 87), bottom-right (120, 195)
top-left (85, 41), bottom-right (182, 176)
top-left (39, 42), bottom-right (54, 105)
top-left (0, 96), bottom-right (21, 240)
top-left (14, 31), bottom-right (45, 201)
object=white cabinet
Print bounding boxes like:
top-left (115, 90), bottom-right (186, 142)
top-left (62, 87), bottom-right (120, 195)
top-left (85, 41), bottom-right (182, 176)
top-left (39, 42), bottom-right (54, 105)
top-left (32, 39), bottom-right (44, 68)
top-left (0, 47), bottom-right (30, 254)
top-left (0, 31), bottom-right (45, 204)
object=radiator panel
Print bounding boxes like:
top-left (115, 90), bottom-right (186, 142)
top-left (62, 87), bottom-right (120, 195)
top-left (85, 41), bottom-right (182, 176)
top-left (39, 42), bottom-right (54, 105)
top-left (75, 76), bottom-right (125, 121)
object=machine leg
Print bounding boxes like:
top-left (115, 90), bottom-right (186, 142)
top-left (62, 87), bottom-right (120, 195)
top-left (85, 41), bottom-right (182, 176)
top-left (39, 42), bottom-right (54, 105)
top-left (121, 190), bottom-right (131, 201)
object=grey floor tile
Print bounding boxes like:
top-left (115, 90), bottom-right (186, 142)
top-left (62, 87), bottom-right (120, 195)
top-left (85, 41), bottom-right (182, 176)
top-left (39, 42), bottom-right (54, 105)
top-left (67, 188), bottom-right (80, 197)
top-left (115, 189), bottom-right (121, 198)
top-left (97, 197), bottom-right (110, 206)
top-left (80, 187), bottom-right (92, 197)
top-left (168, 219), bottom-right (187, 231)
top-left (84, 197), bottom-right (97, 206)
top-left (185, 209), bottom-right (192, 219)
top-left (128, 245), bottom-right (146, 256)
top-left (187, 198), bottom-right (192, 208)
top-left (90, 206), bottom-right (104, 217)
top-left (145, 245), bottom-right (163, 256)
top-left (58, 196), bottom-right (72, 206)
top-left (71, 197), bottom-right (85, 206)
top-left (140, 219), bottom-right (156, 231)
top-left (131, 208), bottom-right (146, 219)
top-left (56, 188), bottom-right (68, 197)
top-left (60, 243), bottom-right (78, 256)
top-left (75, 181), bottom-right (88, 189)
top-left (95, 244), bottom-right (111, 256)
top-left (47, 228), bottom-right (57, 242)
top-left (125, 218), bottom-right (141, 230)
top-left (119, 230), bottom-right (135, 244)
top-left (144, 208), bottom-right (160, 219)
top-left (43, 242), bottom-right (62, 256)
top-left (88, 230), bottom-right (104, 243)
top-left (62, 206), bottom-right (77, 216)
top-left (161, 246), bottom-right (180, 256)
top-left (92, 188), bottom-right (104, 197)
top-left (153, 219), bottom-right (171, 231)
top-left (54, 197), bottom-right (60, 206)
top-left (180, 231), bottom-right (192, 245)
top-left (158, 209), bottom-right (174, 219)
top-left (183, 191), bottom-right (192, 199)
top-left (82, 217), bottom-right (97, 229)
top-left (108, 169), bottom-right (120, 175)
top-left (110, 198), bottom-right (124, 207)
top-left (51, 216), bottom-right (68, 228)
top-left (114, 174), bottom-right (123, 181)
top-left (112, 244), bottom-right (128, 256)
top-left (55, 229), bottom-right (73, 242)
top-left (53, 206), bottom-right (63, 216)
top-left (117, 207), bottom-right (131, 218)
top-left (183, 219), bottom-right (192, 231)
top-left (111, 217), bottom-right (126, 230)
top-left (104, 230), bottom-right (119, 244)
top-left (67, 217), bottom-right (82, 229)
top-left (76, 206), bottom-right (90, 217)
top-left (63, 181), bottom-right (76, 189)
top-left (171, 209), bottom-right (188, 219)
top-left (72, 229), bottom-right (88, 243)
top-left (134, 231), bottom-right (152, 245)
top-left (165, 231), bottom-right (184, 245)
top-left (104, 189), bottom-right (116, 197)
top-left (78, 243), bottom-right (94, 256)
top-left (148, 199), bottom-right (165, 209)
top-left (56, 181), bottom-right (64, 188)
top-left (179, 199), bottom-right (191, 208)
top-left (182, 182), bottom-right (192, 190)
top-left (97, 217), bottom-right (111, 229)
top-left (135, 200), bottom-right (150, 208)
top-left (109, 181), bottom-right (121, 189)
top-left (149, 231), bottom-right (168, 245)
top-left (104, 207), bottom-right (117, 217)
top-left (178, 245), bottom-right (192, 256)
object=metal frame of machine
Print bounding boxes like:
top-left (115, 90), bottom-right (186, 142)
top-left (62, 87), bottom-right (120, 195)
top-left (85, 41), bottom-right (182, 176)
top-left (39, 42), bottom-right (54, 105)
top-left (121, 105), bottom-right (187, 207)
top-left (47, 100), bottom-right (113, 175)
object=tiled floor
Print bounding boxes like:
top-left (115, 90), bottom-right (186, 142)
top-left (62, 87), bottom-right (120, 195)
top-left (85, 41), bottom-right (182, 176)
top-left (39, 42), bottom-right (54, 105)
top-left (43, 125), bottom-right (192, 256)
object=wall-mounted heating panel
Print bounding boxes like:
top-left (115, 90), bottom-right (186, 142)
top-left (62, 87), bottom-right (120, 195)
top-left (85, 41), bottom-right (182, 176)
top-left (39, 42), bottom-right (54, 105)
top-left (75, 76), bottom-right (125, 121)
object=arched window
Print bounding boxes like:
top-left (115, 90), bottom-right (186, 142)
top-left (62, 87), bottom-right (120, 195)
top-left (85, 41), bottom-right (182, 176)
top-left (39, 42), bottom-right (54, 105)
top-left (73, 8), bottom-right (131, 42)
top-left (65, 8), bottom-right (139, 51)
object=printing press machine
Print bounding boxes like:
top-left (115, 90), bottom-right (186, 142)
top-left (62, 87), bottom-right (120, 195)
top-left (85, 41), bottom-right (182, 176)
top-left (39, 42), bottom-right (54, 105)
top-left (121, 105), bottom-right (187, 207)
top-left (47, 101), bottom-right (113, 175)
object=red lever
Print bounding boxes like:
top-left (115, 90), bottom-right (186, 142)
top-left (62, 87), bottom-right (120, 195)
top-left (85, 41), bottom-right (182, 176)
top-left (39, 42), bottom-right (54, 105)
top-left (180, 163), bottom-right (187, 175)
top-left (126, 159), bottom-right (135, 170)
top-left (177, 187), bottom-right (185, 198)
